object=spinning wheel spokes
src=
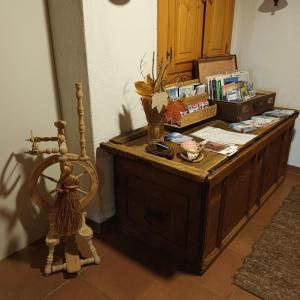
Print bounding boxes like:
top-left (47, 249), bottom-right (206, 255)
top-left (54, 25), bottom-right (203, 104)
top-left (77, 188), bottom-right (88, 195)
top-left (41, 173), bottom-right (58, 183)
top-left (77, 171), bottom-right (88, 178)
top-left (30, 154), bottom-right (99, 213)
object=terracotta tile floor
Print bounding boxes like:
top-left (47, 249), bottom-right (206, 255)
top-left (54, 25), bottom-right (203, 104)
top-left (0, 171), bottom-right (299, 300)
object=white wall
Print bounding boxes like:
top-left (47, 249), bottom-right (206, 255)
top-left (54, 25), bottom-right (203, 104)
top-left (0, 0), bottom-right (59, 259)
top-left (231, 0), bottom-right (300, 166)
top-left (82, 0), bottom-right (157, 221)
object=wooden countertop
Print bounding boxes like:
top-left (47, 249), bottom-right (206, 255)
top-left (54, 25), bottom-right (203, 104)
top-left (100, 112), bottom-right (298, 183)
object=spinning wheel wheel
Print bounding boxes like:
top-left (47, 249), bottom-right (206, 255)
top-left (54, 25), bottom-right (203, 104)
top-left (29, 154), bottom-right (99, 213)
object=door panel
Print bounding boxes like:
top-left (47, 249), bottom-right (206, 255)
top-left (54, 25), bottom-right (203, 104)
top-left (203, 0), bottom-right (235, 57)
top-left (158, 0), bottom-right (204, 82)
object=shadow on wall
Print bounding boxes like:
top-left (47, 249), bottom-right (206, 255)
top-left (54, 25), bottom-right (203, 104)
top-left (258, 0), bottom-right (288, 14)
top-left (119, 104), bottom-right (133, 134)
top-left (0, 153), bottom-right (47, 258)
top-left (95, 147), bottom-right (115, 223)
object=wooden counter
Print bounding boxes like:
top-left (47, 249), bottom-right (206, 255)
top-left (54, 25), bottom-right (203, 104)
top-left (101, 112), bottom-right (298, 274)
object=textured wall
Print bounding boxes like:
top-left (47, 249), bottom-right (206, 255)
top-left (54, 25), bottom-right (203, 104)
top-left (231, 0), bottom-right (300, 166)
top-left (0, 0), bottom-right (59, 259)
top-left (82, 0), bottom-right (157, 221)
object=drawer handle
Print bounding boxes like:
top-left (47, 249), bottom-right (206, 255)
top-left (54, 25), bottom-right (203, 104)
top-left (144, 206), bottom-right (169, 226)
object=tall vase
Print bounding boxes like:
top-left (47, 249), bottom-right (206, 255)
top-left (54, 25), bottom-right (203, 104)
top-left (147, 121), bottom-right (164, 144)
top-left (141, 96), bottom-right (165, 144)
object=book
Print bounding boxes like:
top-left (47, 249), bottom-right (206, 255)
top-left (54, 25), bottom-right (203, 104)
top-left (164, 132), bottom-right (193, 144)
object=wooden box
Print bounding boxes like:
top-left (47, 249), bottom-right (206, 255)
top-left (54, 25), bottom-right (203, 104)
top-left (164, 80), bottom-right (217, 128)
top-left (215, 91), bottom-right (276, 122)
top-left (196, 55), bottom-right (276, 122)
top-left (166, 94), bottom-right (217, 128)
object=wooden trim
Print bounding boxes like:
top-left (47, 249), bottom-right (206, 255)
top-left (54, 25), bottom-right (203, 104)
top-left (221, 215), bottom-right (248, 248)
top-left (260, 182), bottom-right (278, 204)
top-left (287, 164), bottom-right (300, 174)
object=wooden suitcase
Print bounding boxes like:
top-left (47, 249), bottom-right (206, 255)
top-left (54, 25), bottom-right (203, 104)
top-left (196, 55), bottom-right (276, 122)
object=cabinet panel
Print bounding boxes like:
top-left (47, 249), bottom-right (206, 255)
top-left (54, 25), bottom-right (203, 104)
top-left (222, 158), bottom-right (253, 238)
top-left (171, 0), bottom-right (203, 63)
top-left (204, 183), bottom-right (222, 257)
top-left (248, 153), bottom-right (263, 210)
top-left (158, 0), bottom-right (204, 82)
top-left (125, 175), bottom-right (188, 247)
top-left (203, 0), bottom-right (235, 57)
top-left (262, 135), bottom-right (283, 197)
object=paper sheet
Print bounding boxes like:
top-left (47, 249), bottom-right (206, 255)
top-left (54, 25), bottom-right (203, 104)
top-left (191, 126), bottom-right (257, 145)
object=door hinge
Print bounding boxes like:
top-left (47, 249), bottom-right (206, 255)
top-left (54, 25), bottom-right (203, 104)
top-left (166, 47), bottom-right (173, 61)
top-left (225, 42), bottom-right (228, 54)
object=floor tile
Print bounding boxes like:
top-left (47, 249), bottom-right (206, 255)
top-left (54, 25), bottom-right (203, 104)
top-left (228, 222), bottom-right (264, 257)
top-left (196, 248), bottom-right (244, 298)
top-left (0, 240), bottom-right (67, 300)
top-left (80, 248), bottom-right (164, 300)
top-left (138, 275), bottom-right (223, 300)
top-left (44, 276), bottom-right (111, 300)
top-left (228, 286), bottom-right (261, 300)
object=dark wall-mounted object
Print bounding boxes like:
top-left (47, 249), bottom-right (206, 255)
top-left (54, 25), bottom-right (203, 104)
top-left (259, 0), bottom-right (288, 14)
top-left (109, 0), bottom-right (130, 5)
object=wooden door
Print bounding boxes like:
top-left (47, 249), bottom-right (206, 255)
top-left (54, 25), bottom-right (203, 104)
top-left (203, 0), bottom-right (235, 57)
top-left (158, 0), bottom-right (204, 83)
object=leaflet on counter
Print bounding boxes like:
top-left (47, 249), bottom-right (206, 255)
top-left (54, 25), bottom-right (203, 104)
top-left (191, 126), bottom-right (257, 145)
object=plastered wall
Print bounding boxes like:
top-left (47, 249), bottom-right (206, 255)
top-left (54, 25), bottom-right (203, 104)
top-left (0, 0), bottom-right (59, 259)
top-left (82, 0), bottom-right (157, 221)
top-left (231, 0), bottom-right (300, 166)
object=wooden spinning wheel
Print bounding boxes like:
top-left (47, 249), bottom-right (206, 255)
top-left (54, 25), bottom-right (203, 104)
top-left (25, 82), bottom-right (100, 275)
top-left (29, 154), bottom-right (99, 213)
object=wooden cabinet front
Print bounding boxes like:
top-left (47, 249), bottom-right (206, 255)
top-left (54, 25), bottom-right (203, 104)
top-left (114, 156), bottom-right (205, 269)
top-left (157, 0), bottom-right (235, 81)
top-left (202, 0), bottom-right (235, 57)
top-left (158, 0), bottom-right (205, 82)
top-left (102, 114), bottom-right (297, 274)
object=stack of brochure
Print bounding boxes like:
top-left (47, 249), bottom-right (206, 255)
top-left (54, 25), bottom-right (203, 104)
top-left (164, 132), bottom-right (193, 144)
top-left (229, 115), bottom-right (280, 133)
top-left (201, 140), bottom-right (238, 156)
top-left (191, 126), bottom-right (257, 145)
top-left (263, 109), bottom-right (295, 118)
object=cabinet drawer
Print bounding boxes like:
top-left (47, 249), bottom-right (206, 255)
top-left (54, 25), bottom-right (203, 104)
top-left (124, 175), bottom-right (189, 247)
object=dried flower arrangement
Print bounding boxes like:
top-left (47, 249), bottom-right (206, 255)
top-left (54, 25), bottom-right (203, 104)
top-left (134, 53), bottom-right (171, 142)
top-left (135, 53), bottom-right (170, 119)
top-left (134, 53), bottom-right (190, 131)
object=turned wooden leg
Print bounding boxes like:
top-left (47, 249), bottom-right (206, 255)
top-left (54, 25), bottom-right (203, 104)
top-left (45, 244), bottom-right (56, 275)
top-left (88, 239), bottom-right (100, 264)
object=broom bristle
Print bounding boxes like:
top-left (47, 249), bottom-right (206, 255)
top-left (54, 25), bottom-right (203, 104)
top-left (54, 190), bottom-right (82, 236)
